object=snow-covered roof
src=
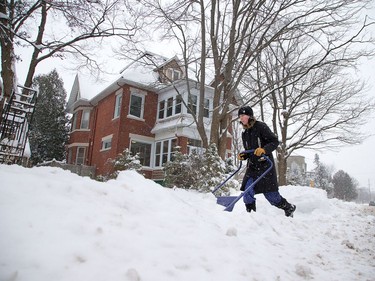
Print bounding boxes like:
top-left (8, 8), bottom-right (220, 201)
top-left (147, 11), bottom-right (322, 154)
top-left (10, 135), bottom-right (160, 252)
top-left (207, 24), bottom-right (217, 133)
top-left (119, 52), bottom-right (169, 87)
top-left (88, 52), bottom-right (186, 106)
top-left (66, 51), bottom-right (217, 110)
top-left (66, 73), bottom-right (113, 112)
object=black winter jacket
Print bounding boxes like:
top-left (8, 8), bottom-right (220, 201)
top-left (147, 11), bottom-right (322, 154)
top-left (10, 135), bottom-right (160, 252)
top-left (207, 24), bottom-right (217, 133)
top-left (241, 120), bottom-right (279, 194)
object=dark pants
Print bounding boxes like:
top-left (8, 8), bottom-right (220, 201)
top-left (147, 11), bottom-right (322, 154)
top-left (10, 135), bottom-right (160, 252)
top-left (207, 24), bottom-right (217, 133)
top-left (242, 177), bottom-right (282, 206)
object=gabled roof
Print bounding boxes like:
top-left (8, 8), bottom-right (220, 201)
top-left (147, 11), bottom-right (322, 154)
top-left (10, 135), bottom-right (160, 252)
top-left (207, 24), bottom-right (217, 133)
top-left (66, 75), bottom-right (80, 110)
top-left (66, 74), bottom-right (83, 113)
top-left (119, 51), bottom-right (169, 74)
top-left (119, 52), bottom-right (169, 87)
top-left (89, 52), bottom-right (187, 105)
top-left (66, 51), bottom-right (200, 109)
top-left (67, 75), bottom-right (98, 112)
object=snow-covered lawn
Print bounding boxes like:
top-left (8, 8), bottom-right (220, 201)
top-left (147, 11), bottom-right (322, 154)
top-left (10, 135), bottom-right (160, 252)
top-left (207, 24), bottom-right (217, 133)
top-left (0, 164), bottom-right (374, 281)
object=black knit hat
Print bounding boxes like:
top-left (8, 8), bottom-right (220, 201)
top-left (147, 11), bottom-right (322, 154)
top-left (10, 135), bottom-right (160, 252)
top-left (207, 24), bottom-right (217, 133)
top-left (238, 106), bottom-right (253, 117)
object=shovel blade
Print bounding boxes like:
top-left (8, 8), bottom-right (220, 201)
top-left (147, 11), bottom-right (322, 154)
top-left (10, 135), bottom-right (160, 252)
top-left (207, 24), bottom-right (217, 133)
top-left (217, 196), bottom-right (237, 207)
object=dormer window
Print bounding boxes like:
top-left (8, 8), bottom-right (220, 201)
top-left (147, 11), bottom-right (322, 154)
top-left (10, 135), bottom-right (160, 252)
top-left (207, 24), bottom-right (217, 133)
top-left (166, 68), bottom-right (181, 81)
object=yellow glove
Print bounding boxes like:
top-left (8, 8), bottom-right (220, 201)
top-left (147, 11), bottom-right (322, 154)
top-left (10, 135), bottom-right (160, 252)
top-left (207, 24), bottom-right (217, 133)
top-left (254, 147), bottom-right (265, 156)
top-left (237, 152), bottom-right (249, 161)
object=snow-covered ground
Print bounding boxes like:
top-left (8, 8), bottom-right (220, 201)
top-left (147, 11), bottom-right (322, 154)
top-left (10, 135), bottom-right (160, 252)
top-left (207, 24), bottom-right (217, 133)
top-left (0, 164), bottom-right (374, 281)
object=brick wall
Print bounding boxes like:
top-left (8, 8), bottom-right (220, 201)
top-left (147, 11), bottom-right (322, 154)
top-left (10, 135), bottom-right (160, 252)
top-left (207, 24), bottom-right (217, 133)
top-left (90, 91), bottom-right (120, 175)
top-left (89, 85), bottom-right (159, 176)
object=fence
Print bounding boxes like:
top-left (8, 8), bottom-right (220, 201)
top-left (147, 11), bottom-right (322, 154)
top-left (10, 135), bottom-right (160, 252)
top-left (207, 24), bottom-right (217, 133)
top-left (37, 160), bottom-right (96, 179)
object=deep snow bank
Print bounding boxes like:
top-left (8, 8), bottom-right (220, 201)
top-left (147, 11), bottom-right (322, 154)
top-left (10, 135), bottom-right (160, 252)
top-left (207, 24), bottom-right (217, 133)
top-left (0, 164), bottom-right (374, 281)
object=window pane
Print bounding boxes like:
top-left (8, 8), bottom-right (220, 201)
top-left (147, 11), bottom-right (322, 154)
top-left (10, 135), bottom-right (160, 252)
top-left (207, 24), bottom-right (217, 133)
top-left (175, 95), bottom-right (182, 114)
top-left (162, 154), bottom-right (168, 164)
top-left (173, 69), bottom-right (181, 80)
top-left (114, 94), bottom-right (122, 118)
top-left (204, 98), bottom-right (209, 118)
top-left (167, 97), bottom-right (173, 117)
top-left (130, 95), bottom-right (143, 118)
top-left (105, 141), bottom-right (111, 149)
top-left (166, 68), bottom-right (181, 81)
top-left (170, 138), bottom-right (177, 161)
top-left (155, 142), bottom-right (161, 167)
top-left (158, 101), bottom-right (165, 119)
top-left (166, 69), bottom-right (172, 81)
top-left (187, 138), bottom-right (203, 154)
top-left (80, 110), bottom-right (90, 129)
top-left (72, 113), bottom-right (77, 131)
top-left (101, 135), bottom-right (112, 151)
top-left (131, 141), bottom-right (151, 167)
top-left (162, 140), bottom-right (169, 164)
top-left (188, 138), bottom-right (202, 147)
top-left (155, 154), bottom-right (160, 167)
top-left (188, 95), bottom-right (197, 115)
top-left (101, 138), bottom-right (112, 150)
top-left (76, 147), bottom-right (85, 165)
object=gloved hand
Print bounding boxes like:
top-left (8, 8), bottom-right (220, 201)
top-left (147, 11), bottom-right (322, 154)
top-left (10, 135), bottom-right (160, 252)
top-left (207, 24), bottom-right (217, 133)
top-left (254, 147), bottom-right (265, 157)
top-left (237, 152), bottom-right (249, 161)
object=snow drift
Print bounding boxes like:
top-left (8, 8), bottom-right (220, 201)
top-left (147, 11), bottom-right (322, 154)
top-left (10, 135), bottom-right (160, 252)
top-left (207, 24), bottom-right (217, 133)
top-left (0, 164), bottom-right (374, 281)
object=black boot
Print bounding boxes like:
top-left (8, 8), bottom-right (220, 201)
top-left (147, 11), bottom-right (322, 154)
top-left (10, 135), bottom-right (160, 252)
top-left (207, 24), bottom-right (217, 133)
top-left (245, 202), bottom-right (256, 213)
top-left (276, 198), bottom-right (296, 217)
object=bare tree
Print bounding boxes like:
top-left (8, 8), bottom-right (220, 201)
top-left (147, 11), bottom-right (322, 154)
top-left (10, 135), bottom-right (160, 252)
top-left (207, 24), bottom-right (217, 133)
top-left (245, 22), bottom-right (375, 184)
top-left (132, 0), bottom-right (374, 161)
top-left (0, 0), bottom-right (142, 119)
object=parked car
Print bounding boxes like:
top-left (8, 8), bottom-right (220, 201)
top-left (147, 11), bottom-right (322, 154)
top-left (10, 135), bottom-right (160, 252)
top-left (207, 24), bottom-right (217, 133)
top-left (369, 201), bottom-right (375, 206)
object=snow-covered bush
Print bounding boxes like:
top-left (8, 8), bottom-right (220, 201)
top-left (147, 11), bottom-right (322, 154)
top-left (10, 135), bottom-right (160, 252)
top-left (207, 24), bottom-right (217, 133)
top-left (163, 147), bottom-right (190, 188)
top-left (98, 149), bottom-right (142, 181)
top-left (164, 144), bottom-right (239, 195)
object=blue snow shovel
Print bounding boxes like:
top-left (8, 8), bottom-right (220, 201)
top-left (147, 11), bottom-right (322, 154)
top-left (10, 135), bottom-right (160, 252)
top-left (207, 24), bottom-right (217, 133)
top-left (212, 149), bottom-right (273, 212)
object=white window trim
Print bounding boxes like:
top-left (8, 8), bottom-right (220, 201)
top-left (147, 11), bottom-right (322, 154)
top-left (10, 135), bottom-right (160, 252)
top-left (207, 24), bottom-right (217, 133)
top-left (129, 134), bottom-right (155, 168)
top-left (154, 138), bottom-right (177, 168)
top-left (203, 98), bottom-right (210, 118)
top-left (188, 94), bottom-right (198, 115)
top-left (113, 90), bottom-right (123, 119)
top-left (158, 100), bottom-right (165, 120)
top-left (128, 88), bottom-right (146, 120)
top-left (166, 97), bottom-right (174, 118)
top-left (67, 142), bottom-right (89, 148)
top-left (80, 109), bottom-right (90, 129)
top-left (175, 95), bottom-right (182, 115)
top-left (166, 68), bottom-right (182, 81)
top-left (71, 129), bottom-right (91, 133)
top-left (71, 112), bottom-right (78, 131)
top-left (129, 133), bottom-right (154, 142)
top-left (100, 134), bottom-right (113, 152)
top-left (157, 95), bottom-right (184, 120)
top-left (130, 137), bottom-right (153, 168)
top-left (76, 147), bottom-right (86, 165)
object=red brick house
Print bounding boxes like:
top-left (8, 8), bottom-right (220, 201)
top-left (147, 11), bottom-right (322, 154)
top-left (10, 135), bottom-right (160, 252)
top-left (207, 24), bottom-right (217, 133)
top-left (66, 52), bottom-right (234, 180)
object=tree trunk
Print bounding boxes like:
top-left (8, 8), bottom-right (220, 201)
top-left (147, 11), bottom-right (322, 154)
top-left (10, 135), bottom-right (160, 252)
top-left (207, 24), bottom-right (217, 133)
top-left (0, 42), bottom-right (15, 121)
top-left (218, 112), bottom-right (228, 158)
top-left (277, 149), bottom-right (288, 186)
top-left (22, 0), bottom-right (46, 90)
top-left (0, 0), bottom-right (15, 122)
